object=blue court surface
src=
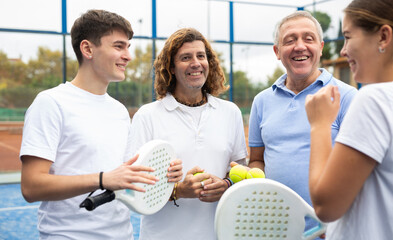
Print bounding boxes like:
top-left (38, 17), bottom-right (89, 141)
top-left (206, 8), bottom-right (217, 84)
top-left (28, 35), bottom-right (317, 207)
top-left (0, 183), bottom-right (141, 240)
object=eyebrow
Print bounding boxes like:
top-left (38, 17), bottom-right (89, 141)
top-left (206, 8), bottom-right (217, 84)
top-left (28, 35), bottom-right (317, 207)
top-left (178, 51), bottom-right (206, 57)
top-left (303, 31), bottom-right (317, 37)
top-left (284, 31), bottom-right (317, 37)
top-left (114, 40), bottom-right (131, 48)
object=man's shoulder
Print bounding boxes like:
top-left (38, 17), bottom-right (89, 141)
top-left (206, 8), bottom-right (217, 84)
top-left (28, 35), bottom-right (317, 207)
top-left (330, 78), bottom-right (357, 94)
top-left (32, 84), bottom-right (65, 104)
top-left (40, 83), bottom-right (63, 93)
top-left (134, 100), bottom-right (163, 115)
top-left (319, 69), bottom-right (356, 91)
top-left (249, 87), bottom-right (283, 113)
top-left (323, 75), bottom-right (357, 106)
top-left (253, 86), bottom-right (275, 101)
top-left (210, 95), bottom-right (235, 105)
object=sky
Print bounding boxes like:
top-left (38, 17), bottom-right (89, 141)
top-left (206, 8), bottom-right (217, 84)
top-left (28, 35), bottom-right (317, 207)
top-left (0, 0), bottom-right (353, 84)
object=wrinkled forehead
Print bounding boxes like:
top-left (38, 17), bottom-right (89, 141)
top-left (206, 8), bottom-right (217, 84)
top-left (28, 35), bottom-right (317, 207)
top-left (279, 17), bottom-right (320, 41)
top-left (176, 40), bottom-right (206, 55)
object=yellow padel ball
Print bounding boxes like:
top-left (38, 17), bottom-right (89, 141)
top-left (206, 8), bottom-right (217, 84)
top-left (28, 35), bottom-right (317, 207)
top-left (246, 168), bottom-right (265, 179)
top-left (229, 165), bottom-right (248, 183)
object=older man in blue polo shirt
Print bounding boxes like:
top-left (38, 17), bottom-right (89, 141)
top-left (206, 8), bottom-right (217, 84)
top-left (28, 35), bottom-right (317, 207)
top-left (248, 11), bottom-right (357, 239)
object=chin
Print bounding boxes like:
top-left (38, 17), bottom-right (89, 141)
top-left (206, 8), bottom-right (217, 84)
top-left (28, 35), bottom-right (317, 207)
top-left (353, 74), bottom-right (367, 84)
top-left (112, 75), bottom-right (126, 82)
top-left (292, 67), bottom-right (313, 76)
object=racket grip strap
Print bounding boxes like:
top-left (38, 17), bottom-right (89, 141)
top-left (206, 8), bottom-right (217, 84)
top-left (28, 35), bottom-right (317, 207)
top-left (79, 190), bottom-right (116, 211)
top-left (170, 182), bottom-right (179, 207)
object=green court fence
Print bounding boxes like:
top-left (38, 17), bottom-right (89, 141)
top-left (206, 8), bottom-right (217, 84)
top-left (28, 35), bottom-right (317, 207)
top-left (0, 108), bottom-right (26, 121)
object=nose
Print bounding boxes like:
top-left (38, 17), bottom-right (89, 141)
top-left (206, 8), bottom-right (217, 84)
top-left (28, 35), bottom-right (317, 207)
top-left (294, 39), bottom-right (307, 51)
top-left (123, 49), bottom-right (132, 62)
top-left (340, 44), bottom-right (347, 57)
top-left (190, 56), bottom-right (201, 68)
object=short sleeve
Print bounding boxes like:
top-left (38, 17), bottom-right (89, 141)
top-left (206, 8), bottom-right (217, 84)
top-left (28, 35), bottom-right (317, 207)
top-left (230, 105), bottom-right (248, 162)
top-left (336, 87), bottom-right (391, 163)
top-left (20, 93), bottom-right (62, 162)
top-left (248, 95), bottom-right (264, 147)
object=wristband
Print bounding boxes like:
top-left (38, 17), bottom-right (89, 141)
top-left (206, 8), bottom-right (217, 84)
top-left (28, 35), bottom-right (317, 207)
top-left (223, 177), bottom-right (233, 187)
top-left (223, 179), bottom-right (230, 188)
top-left (99, 172), bottom-right (104, 190)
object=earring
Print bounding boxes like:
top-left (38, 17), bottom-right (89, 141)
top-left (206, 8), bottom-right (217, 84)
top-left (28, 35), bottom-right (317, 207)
top-left (379, 47), bottom-right (385, 53)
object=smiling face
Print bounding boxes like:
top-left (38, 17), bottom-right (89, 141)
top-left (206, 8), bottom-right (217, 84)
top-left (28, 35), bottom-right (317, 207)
top-left (341, 15), bottom-right (380, 84)
top-left (90, 29), bottom-right (131, 84)
top-left (274, 17), bottom-right (324, 84)
top-left (171, 40), bottom-right (209, 96)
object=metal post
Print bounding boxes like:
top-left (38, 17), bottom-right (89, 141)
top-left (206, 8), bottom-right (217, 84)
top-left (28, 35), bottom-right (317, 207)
top-left (151, 0), bottom-right (157, 101)
top-left (313, 0), bottom-right (316, 14)
top-left (229, 1), bottom-right (234, 102)
top-left (61, 0), bottom-right (67, 83)
top-left (207, 0), bottom-right (211, 40)
top-left (138, 19), bottom-right (143, 106)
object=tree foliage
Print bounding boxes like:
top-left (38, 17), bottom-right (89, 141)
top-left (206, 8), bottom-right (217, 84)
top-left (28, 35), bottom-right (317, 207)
top-left (311, 10), bottom-right (333, 60)
top-left (0, 44), bottom-right (266, 116)
top-left (334, 19), bottom-right (344, 57)
top-left (0, 47), bottom-right (77, 108)
top-left (266, 65), bottom-right (285, 87)
top-left (313, 11), bottom-right (331, 33)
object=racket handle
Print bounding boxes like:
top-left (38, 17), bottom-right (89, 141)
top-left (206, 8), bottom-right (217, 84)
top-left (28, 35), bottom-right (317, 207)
top-left (79, 190), bottom-right (116, 211)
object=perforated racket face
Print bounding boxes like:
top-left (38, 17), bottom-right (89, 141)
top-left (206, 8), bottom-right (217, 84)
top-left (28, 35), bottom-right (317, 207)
top-left (215, 179), bottom-right (316, 240)
top-left (231, 189), bottom-right (292, 239)
top-left (117, 140), bottom-right (175, 215)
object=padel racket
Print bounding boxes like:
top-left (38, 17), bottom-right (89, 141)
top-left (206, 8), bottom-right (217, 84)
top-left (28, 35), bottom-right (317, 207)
top-left (80, 139), bottom-right (175, 215)
top-left (215, 178), bottom-right (327, 240)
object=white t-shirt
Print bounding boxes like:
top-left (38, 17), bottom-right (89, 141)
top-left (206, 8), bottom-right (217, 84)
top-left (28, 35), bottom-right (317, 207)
top-left (130, 93), bottom-right (248, 240)
top-left (20, 82), bottom-right (134, 240)
top-left (327, 82), bottom-right (393, 240)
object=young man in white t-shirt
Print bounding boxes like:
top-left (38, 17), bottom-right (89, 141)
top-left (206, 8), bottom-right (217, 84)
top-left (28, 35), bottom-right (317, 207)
top-left (19, 9), bottom-right (182, 239)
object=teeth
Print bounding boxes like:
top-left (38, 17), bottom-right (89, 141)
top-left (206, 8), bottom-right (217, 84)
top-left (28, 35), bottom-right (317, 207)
top-left (117, 64), bottom-right (125, 69)
top-left (189, 72), bottom-right (201, 76)
top-left (293, 56), bottom-right (309, 61)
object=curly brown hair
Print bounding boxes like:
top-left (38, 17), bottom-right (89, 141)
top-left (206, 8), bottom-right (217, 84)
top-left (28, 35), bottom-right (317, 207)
top-left (154, 28), bottom-right (228, 99)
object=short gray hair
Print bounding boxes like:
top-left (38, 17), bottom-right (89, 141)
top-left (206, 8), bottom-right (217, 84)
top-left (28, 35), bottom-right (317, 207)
top-left (273, 11), bottom-right (323, 46)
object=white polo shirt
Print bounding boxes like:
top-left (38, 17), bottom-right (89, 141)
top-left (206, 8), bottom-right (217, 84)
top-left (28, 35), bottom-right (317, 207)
top-left (130, 93), bottom-right (248, 240)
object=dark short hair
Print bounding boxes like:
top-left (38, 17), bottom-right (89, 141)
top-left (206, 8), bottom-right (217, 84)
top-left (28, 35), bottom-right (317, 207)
top-left (154, 28), bottom-right (228, 99)
top-left (71, 9), bottom-right (134, 65)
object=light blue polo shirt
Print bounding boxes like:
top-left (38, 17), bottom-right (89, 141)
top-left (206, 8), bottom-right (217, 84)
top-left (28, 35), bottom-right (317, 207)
top-left (248, 68), bottom-right (357, 235)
